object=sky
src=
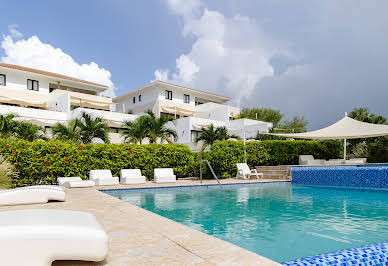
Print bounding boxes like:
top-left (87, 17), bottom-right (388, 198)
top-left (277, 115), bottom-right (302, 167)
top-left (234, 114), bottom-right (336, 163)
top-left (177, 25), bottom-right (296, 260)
top-left (1, 0), bottom-right (388, 129)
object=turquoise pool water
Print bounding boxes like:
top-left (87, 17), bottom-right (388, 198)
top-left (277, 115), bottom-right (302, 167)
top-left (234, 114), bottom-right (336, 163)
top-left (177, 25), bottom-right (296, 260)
top-left (104, 183), bottom-right (388, 262)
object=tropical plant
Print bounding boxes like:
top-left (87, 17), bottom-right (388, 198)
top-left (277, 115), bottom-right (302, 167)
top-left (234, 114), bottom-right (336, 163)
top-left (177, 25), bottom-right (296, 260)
top-left (278, 115), bottom-right (308, 133)
top-left (76, 112), bottom-right (109, 144)
top-left (0, 155), bottom-right (17, 189)
top-left (194, 124), bottom-right (240, 151)
top-left (238, 107), bottom-right (284, 126)
top-left (0, 113), bottom-right (19, 139)
top-left (144, 110), bottom-right (177, 144)
top-left (14, 122), bottom-right (47, 141)
top-left (349, 107), bottom-right (387, 124)
top-left (52, 119), bottom-right (81, 143)
top-left (122, 116), bottom-right (150, 144)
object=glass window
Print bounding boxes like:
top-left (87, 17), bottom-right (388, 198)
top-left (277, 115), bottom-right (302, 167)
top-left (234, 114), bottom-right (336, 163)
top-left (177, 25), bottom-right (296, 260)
top-left (191, 130), bottom-right (200, 142)
top-left (139, 95), bottom-right (142, 102)
top-left (165, 90), bottom-right (172, 100)
top-left (0, 74), bottom-right (5, 86)
top-left (184, 94), bottom-right (190, 104)
top-left (27, 79), bottom-right (39, 91)
top-left (132, 97), bottom-right (136, 104)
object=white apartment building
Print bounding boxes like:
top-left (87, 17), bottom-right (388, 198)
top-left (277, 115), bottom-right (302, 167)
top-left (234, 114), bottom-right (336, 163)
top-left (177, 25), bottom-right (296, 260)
top-left (0, 63), bottom-right (272, 148)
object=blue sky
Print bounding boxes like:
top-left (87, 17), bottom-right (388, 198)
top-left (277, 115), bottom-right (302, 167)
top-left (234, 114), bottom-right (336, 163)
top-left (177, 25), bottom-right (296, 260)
top-left (1, 0), bottom-right (388, 129)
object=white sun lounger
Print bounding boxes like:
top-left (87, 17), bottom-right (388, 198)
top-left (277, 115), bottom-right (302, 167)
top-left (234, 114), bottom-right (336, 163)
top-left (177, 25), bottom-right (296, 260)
top-left (0, 187), bottom-right (66, 206)
top-left (120, 169), bottom-right (146, 184)
top-left (89, 170), bottom-right (119, 186)
top-left (0, 209), bottom-right (108, 266)
top-left (57, 177), bottom-right (95, 188)
top-left (154, 168), bottom-right (176, 183)
top-left (16, 185), bottom-right (66, 192)
top-left (236, 163), bottom-right (263, 179)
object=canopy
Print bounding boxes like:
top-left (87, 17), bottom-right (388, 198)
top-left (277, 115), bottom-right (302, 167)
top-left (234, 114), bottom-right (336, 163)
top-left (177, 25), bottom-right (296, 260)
top-left (269, 116), bottom-right (388, 160)
top-left (0, 87), bottom-right (47, 108)
top-left (269, 116), bottom-right (388, 139)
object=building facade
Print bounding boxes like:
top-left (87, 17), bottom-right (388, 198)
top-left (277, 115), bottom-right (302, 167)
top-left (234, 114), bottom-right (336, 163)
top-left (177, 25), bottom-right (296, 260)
top-left (0, 63), bottom-right (272, 148)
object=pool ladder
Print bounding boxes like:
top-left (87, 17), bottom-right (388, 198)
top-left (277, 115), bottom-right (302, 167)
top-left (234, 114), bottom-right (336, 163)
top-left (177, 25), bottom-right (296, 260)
top-left (200, 160), bottom-right (222, 189)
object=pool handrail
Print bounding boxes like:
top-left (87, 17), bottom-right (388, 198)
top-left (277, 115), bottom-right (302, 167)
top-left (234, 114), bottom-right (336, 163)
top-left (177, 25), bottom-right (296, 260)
top-left (200, 160), bottom-right (222, 188)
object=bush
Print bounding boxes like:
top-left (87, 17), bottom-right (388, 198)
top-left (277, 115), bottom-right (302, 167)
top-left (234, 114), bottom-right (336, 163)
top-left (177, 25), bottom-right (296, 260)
top-left (0, 139), bottom-right (195, 186)
top-left (207, 140), bottom-right (342, 178)
top-left (0, 155), bottom-right (18, 188)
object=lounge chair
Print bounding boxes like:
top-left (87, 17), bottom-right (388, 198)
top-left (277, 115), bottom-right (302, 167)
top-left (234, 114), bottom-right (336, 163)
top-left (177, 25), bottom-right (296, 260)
top-left (89, 170), bottom-right (119, 186)
top-left (345, 158), bottom-right (367, 164)
top-left (0, 187), bottom-right (66, 206)
top-left (325, 159), bottom-right (345, 165)
top-left (120, 169), bottom-right (146, 184)
top-left (57, 177), bottom-right (95, 188)
top-left (0, 209), bottom-right (108, 266)
top-left (299, 155), bottom-right (315, 165)
top-left (236, 163), bottom-right (263, 179)
top-left (154, 168), bottom-right (176, 183)
top-left (17, 185), bottom-right (66, 192)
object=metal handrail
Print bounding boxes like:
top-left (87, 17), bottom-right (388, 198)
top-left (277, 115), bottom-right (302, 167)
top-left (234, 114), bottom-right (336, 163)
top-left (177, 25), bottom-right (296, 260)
top-left (200, 160), bottom-right (222, 188)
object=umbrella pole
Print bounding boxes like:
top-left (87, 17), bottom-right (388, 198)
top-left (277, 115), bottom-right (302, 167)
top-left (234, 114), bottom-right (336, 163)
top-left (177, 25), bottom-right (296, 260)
top-left (343, 138), bottom-right (347, 160)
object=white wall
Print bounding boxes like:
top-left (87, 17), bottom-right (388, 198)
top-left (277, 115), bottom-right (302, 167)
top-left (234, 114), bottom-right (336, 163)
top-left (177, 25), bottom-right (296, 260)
top-left (0, 68), bottom-right (50, 95)
top-left (228, 119), bottom-right (272, 139)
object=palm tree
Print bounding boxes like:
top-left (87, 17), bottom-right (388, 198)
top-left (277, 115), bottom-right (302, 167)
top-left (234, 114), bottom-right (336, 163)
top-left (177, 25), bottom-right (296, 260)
top-left (14, 122), bottom-right (47, 141)
top-left (0, 113), bottom-right (18, 139)
top-left (194, 124), bottom-right (240, 151)
top-left (144, 110), bottom-right (177, 144)
top-left (121, 116), bottom-right (149, 144)
top-left (52, 119), bottom-right (81, 143)
top-left (76, 112), bottom-right (109, 144)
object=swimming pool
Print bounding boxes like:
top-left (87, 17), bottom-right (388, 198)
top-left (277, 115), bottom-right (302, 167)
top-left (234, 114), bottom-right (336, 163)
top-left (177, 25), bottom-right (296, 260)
top-left (103, 182), bottom-right (388, 263)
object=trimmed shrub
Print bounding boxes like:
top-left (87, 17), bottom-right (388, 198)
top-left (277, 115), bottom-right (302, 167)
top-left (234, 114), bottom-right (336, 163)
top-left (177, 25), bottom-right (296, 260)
top-left (207, 140), bottom-right (342, 178)
top-left (0, 139), bottom-right (195, 186)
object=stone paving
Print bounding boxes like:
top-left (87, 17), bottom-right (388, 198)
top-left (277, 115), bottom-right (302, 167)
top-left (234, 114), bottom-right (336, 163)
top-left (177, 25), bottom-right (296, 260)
top-left (0, 179), bottom-right (285, 265)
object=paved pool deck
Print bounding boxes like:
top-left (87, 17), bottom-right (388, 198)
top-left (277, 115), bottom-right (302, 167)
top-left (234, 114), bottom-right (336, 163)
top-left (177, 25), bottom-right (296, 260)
top-left (0, 179), bottom-right (287, 265)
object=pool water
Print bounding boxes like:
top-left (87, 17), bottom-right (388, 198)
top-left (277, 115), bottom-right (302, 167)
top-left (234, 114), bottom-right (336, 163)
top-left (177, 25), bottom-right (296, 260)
top-left (104, 183), bottom-right (388, 262)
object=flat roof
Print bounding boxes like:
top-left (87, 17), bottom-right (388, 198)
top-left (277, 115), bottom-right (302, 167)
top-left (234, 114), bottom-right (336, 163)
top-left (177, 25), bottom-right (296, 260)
top-left (0, 63), bottom-right (109, 89)
top-left (114, 80), bottom-right (231, 102)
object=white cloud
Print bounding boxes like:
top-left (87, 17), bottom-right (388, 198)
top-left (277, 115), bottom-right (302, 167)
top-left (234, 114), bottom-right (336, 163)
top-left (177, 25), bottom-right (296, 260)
top-left (7, 25), bottom-right (23, 39)
top-left (156, 0), bottom-right (290, 106)
top-left (1, 30), bottom-right (116, 97)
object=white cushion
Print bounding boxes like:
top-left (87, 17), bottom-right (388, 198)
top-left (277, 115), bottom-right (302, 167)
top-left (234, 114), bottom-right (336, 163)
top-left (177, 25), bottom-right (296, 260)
top-left (16, 185), bottom-right (66, 192)
top-left (120, 169), bottom-right (146, 184)
top-left (0, 188), bottom-right (66, 206)
top-left (57, 177), bottom-right (95, 188)
top-left (89, 170), bottom-right (119, 186)
top-left (0, 209), bottom-right (108, 266)
top-left (154, 168), bottom-right (176, 183)
top-left (299, 155), bottom-right (315, 165)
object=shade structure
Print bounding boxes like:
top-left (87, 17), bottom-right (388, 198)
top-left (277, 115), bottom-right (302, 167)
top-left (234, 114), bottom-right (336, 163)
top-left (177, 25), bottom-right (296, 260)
top-left (0, 87), bottom-right (47, 108)
top-left (269, 116), bottom-right (388, 160)
top-left (269, 116), bottom-right (388, 140)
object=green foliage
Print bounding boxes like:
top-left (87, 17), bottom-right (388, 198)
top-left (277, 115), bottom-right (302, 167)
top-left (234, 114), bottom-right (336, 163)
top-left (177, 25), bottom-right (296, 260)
top-left (239, 107), bottom-right (284, 126)
top-left (0, 113), bottom-right (19, 139)
top-left (207, 140), bottom-right (342, 178)
top-left (194, 124), bottom-right (240, 152)
top-left (121, 110), bottom-right (178, 144)
top-left (348, 107), bottom-right (388, 161)
top-left (52, 119), bottom-right (81, 143)
top-left (0, 155), bottom-right (18, 189)
top-left (0, 139), bottom-right (195, 186)
top-left (144, 110), bottom-right (177, 143)
top-left (76, 112), bottom-right (109, 143)
top-left (14, 122), bottom-right (47, 141)
top-left (278, 115), bottom-right (308, 133)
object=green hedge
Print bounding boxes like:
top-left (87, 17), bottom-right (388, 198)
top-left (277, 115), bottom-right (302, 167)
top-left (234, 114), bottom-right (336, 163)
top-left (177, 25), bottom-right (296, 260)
top-left (0, 139), bottom-right (343, 185)
top-left (0, 139), bottom-right (195, 186)
top-left (208, 140), bottom-right (342, 178)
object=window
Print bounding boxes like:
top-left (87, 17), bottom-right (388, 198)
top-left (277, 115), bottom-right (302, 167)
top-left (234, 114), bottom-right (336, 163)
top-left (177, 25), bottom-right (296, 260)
top-left (0, 74), bottom-right (5, 86)
top-left (165, 90), bottom-right (172, 100)
top-left (191, 130), bottom-right (201, 143)
top-left (132, 97), bottom-right (136, 104)
top-left (27, 79), bottom-right (39, 91)
top-left (139, 95), bottom-right (142, 102)
top-left (184, 94), bottom-right (190, 104)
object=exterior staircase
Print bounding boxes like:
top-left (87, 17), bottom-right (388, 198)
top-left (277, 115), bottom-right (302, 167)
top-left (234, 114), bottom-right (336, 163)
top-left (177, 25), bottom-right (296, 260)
top-left (255, 165), bottom-right (291, 180)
